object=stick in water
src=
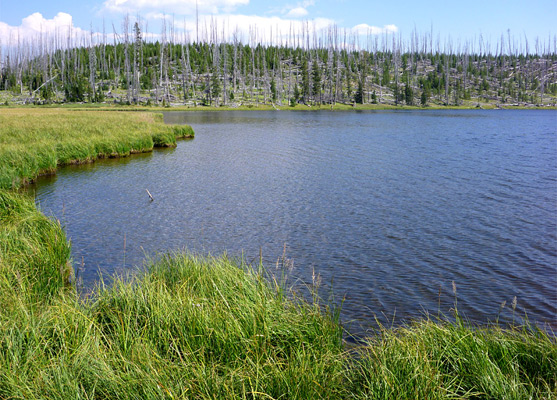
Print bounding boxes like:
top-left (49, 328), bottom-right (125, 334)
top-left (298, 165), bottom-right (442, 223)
top-left (145, 189), bottom-right (154, 201)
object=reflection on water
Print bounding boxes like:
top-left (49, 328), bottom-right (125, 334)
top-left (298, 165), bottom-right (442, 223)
top-left (28, 110), bottom-right (557, 333)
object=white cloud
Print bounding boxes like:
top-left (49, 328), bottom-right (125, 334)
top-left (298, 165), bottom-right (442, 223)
top-left (139, 13), bottom-right (396, 46)
top-left (286, 7), bottom-right (308, 18)
top-left (0, 10), bottom-right (398, 52)
top-left (0, 12), bottom-right (88, 46)
top-left (174, 14), bottom-right (335, 43)
top-left (280, 0), bottom-right (315, 18)
top-left (102, 0), bottom-right (249, 15)
top-left (352, 23), bottom-right (398, 36)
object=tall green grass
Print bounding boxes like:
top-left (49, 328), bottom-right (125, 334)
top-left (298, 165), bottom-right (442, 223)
top-left (0, 109), bottom-right (193, 189)
top-left (347, 318), bottom-right (556, 399)
top-left (0, 251), bottom-right (348, 399)
top-left (0, 190), bottom-right (71, 304)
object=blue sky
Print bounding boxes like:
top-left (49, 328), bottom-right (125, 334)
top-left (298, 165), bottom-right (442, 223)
top-left (1, 0), bottom-right (555, 51)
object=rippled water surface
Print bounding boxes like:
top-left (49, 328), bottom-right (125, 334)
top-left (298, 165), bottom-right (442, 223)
top-left (29, 110), bottom-right (557, 332)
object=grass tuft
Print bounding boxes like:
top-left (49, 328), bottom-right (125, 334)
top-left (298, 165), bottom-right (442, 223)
top-left (348, 317), bottom-right (556, 399)
top-left (0, 248), bottom-right (348, 399)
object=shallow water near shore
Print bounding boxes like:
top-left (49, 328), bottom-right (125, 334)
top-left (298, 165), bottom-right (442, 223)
top-left (28, 109), bottom-right (557, 333)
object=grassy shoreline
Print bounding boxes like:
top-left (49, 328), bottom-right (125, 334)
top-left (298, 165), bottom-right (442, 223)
top-left (0, 109), bottom-right (193, 189)
top-left (0, 108), bottom-right (555, 398)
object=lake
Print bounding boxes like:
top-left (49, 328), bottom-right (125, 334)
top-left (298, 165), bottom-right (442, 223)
top-left (28, 109), bottom-right (557, 333)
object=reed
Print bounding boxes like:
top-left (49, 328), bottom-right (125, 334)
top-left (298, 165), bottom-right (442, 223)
top-left (0, 108), bottom-right (193, 189)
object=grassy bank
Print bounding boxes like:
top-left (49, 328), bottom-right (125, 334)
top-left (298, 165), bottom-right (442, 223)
top-left (351, 319), bottom-right (556, 399)
top-left (0, 190), bottom-right (72, 304)
top-left (0, 108), bottom-right (555, 398)
top-left (0, 108), bottom-right (193, 189)
top-left (0, 223), bottom-right (346, 398)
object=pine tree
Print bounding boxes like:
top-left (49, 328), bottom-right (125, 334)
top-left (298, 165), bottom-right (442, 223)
top-left (421, 89), bottom-right (428, 107)
top-left (311, 60), bottom-right (321, 104)
top-left (301, 57), bottom-right (310, 103)
top-left (405, 83), bottom-right (414, 105)
top-left (355, 79), bottom-right (364, 104)
top-left (211, 66), bottom-right (221, 105)
top-left (270, 76), bottom-right (277, 102)
top-left (293, 84), bottom-right (300, 103)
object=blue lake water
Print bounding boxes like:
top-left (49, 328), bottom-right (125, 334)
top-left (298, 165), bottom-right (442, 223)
top-left (28, 109), bottom-right (557, 333)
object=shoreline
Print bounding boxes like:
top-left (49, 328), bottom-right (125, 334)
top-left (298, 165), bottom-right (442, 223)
top-left (0, 108), bottom-right (555, 398)
top-left (2, 102), bottom-right (557, 112)
top-left (0, 109), bottom-right (193, 188)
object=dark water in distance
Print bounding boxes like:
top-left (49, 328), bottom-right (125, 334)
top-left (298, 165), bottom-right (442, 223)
top-left (28, 110), bottom-right (557, 333)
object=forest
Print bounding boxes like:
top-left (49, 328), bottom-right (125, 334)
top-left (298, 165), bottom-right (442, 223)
top-left (1, 19), bottom-right (556, 108)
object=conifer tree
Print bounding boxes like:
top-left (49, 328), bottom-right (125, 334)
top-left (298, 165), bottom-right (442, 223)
top-left (405, 83), bottom-right (413, 105)
top-left (312, 60), bottom-right (321, 104)
top-left (301, 57), bottom-right (310, 103)
top-left (270, 76), bottom-right (277, 102)
top-left (355, 79), bottom-right (364, 104)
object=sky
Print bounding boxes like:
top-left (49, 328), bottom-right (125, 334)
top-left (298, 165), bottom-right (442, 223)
top-left (0, 0), bottom-right (555, 51)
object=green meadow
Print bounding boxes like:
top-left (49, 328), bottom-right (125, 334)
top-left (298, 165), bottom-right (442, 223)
top-left (0, 108), bottom-right (555, 399)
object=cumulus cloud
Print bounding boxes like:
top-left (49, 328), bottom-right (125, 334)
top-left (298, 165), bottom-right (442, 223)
top-left (352, 23), bottom-right (398, 36)
top-left (0, 10), bottom-right (398, 51)
top-left (102, 0), bottom-right (249, 15)
top-left (0, 12), bottom-right (88, 45)
top-left (286, 7), bottom-right (308, 18)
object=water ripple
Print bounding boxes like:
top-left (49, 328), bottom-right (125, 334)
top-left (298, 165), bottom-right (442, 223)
top-left (28, 110), bottom-right (557, 333)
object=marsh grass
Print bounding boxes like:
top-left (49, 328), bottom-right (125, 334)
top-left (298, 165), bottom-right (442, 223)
top-left (0, 248), bottom-right (348, 399)
top-left (347, 317), bottom-right (556, 399)
top-left (0, 108), bottom-right (193, 189)
top-left (0, 190), bottom-right (71, 304)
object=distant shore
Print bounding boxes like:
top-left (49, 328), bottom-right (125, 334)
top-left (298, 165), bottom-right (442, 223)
top-left (2, 101), bottom-right (556, 112)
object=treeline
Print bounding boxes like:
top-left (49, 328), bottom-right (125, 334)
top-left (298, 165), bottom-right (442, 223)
top-left (1, 21), bottom-right (556, 107)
